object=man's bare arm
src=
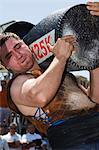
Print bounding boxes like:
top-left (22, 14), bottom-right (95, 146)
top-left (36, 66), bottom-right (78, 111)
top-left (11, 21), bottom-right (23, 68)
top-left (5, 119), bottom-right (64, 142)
top-left (86, 2), bottom-right (99, 103)
top-left (88, 68), bottom-right (99, 103)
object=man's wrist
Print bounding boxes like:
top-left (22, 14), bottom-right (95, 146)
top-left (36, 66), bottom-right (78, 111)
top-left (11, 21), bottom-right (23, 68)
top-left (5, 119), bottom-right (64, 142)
top-left (54, 56), bottom-right (67, 64)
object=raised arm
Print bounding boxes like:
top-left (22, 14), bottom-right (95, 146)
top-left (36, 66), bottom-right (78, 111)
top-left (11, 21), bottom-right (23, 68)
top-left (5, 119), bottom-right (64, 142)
top-left (86, 1), bottom-right (99, 103)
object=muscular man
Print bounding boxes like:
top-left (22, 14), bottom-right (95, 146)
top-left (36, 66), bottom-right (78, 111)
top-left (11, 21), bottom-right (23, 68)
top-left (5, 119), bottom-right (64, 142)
top-left (0, 1), bottom-right (99, 149)
top-left (3, 123), bottom-right (21, 150)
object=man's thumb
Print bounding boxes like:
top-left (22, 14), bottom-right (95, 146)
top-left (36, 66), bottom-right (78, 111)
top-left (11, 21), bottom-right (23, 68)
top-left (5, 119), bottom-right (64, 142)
top-left (47, 43), bottom-right (53, 52)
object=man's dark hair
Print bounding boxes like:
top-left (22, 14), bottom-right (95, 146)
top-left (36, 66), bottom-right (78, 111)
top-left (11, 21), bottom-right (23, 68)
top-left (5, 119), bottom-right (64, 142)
top-left (0, 32), bottom-right (20, 47)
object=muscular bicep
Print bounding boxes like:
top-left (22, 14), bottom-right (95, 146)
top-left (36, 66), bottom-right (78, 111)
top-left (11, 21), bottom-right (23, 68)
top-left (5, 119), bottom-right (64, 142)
top-left (10, 74), bottom-right (39, 107)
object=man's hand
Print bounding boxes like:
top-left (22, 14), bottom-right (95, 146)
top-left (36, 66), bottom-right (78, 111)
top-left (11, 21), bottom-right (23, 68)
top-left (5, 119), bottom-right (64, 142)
top-left (87, 1), bottom-right (99, 16)
top-left (48, 35), bottom-right (76, 61)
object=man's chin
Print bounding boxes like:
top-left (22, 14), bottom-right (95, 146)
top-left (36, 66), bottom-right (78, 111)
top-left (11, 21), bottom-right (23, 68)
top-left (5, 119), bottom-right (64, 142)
top-left (13, 65), bottom-right (33, 74)
top-left (22, 66), bottom-right (32, 73)
top-left (13, 69), bottom-right (26, 74)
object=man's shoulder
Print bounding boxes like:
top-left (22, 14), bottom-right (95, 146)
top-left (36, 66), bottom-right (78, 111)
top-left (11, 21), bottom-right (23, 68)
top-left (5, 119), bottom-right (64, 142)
top-left (15, 132), bottom-right (21, 137)
top-left (2, 132), bottom-right (10, 139)
top-left (9, 74), bottom-right (33, 105)
top-left (12, 74), bottom-right (33, 86)
top-left (22, 133), bottom-right (27, 138)
top-left (34, 133), bottom-right (42, 139)
top-left (0, 136), bottom-right (7, 144)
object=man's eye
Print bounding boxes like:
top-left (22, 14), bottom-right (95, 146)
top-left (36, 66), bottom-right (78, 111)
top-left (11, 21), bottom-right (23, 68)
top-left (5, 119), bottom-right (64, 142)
top-left (15, 44), bottom-right (21, 49)
top-left (14, 43), bottom-right (22, 50)
top-left (5, 53), bottom-right (12, 60)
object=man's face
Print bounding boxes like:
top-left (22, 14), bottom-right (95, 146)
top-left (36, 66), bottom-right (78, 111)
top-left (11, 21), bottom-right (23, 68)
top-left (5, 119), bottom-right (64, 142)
top-left (0, 37), bottom-right (34, 73)
top-left (9, 125), bottom-right (17, 135)
top-left (27, 125), bottom-right (35, 134)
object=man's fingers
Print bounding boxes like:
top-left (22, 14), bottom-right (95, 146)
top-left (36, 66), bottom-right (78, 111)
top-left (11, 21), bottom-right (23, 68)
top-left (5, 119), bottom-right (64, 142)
top-left (87, 2), bottom-right (99, 7)
top-left (87, 5), bottom-right (99, 11)
top-left (47, 43), bottom-right (53, 52)
top-left (61, 35), bottom-right (76, 43)
top-left (90, 11), bottom-right (99, 16)
top-left (61, 36), bottom-right (77, 51)
top-left (61, 35), bottom-right (75, 40)
top-left (47, 35), bottom-right (77, 54)
top-left (87, 2), bottom-right (99, 11)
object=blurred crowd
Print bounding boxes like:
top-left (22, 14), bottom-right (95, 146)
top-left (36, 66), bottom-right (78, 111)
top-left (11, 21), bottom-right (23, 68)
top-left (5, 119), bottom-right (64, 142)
top-left (0, 122), bottom-right (51, 150)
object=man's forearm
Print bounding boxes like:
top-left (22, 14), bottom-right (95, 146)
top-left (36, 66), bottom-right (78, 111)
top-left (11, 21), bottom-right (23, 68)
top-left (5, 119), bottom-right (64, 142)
top-left (89, 68), bottom-right (99, 103)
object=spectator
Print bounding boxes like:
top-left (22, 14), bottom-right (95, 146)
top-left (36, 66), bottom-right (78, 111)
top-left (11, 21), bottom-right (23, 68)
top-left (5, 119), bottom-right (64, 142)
top-left (0, 123), bottom-right (9, 150)
top-left (41, 137), bottom-right (49, 150)
top-left (0, 80), bottom-right (11, 124)
top-left (21, 124), bottom-right (47, 150)
top-left (0, 135), bottom-right (9, 150)
top-left (3, 122), bottom-right (21, 150)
